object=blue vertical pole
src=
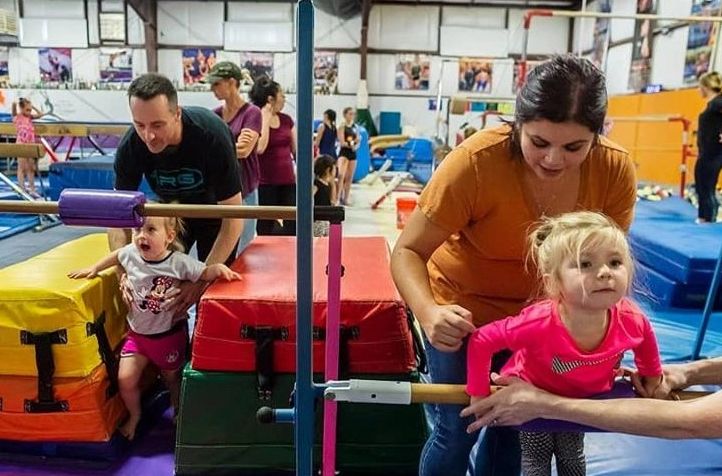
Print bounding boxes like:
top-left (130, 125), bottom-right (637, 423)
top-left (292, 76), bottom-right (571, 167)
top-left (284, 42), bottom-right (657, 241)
top-left (295, 2), bottom-right (315, 476)
top-left (692, 241), bottom-right (722, 360)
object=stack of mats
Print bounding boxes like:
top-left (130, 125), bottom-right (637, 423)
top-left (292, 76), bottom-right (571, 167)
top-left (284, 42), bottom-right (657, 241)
top-left (47, 156), bottom-right (155, 201)
top-left (631, 197), bottom-right (722, 309)
top-left (176, 236), bottom-right (427, 475)
top-left (0, 234), bottom-right (128, 457)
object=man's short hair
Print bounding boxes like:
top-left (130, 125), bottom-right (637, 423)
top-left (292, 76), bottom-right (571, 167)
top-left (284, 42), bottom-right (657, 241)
top-left (127, 73), bottom-right (178, 111)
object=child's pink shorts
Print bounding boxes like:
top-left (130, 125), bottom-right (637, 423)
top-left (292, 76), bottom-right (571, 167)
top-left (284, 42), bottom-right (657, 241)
top-left (121, 323), bottom-right (188, 371)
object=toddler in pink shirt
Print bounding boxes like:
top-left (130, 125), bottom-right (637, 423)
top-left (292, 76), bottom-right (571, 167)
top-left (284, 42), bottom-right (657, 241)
top-left (467, 211), bottom-right (663, 476)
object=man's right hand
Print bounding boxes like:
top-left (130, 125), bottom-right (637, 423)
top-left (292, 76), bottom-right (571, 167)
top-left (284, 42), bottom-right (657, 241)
top-left (418, 304), bottom-right (476, 352)
top-left (119, 273), bottom-right (135, 307)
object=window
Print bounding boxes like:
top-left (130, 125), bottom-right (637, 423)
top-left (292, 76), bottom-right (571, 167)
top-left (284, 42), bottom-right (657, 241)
top-left (99, 0), bottom-right (126, 44)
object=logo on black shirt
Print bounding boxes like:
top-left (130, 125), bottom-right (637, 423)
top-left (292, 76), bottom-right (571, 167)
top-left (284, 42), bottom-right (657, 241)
top-left (147, 168), bottom-right (204, 193)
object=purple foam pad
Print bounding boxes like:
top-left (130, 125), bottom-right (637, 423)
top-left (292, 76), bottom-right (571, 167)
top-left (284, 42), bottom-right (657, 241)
top-left (58, 189), bottom-right (146, 228)
top-left (515, 380), bottom-right (636, 433)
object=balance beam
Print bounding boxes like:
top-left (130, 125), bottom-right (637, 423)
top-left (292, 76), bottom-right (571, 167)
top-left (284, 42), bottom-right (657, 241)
top-left (0, 143), bottom-right (46, 158)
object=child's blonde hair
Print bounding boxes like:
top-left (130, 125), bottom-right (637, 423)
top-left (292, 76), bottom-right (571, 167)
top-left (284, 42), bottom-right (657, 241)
top-left (165, 216), bottom-right (186, 252)
top-left (527, 211), bottom-right (633, 299)
top-left (142, 200), bottom-right (186, 252)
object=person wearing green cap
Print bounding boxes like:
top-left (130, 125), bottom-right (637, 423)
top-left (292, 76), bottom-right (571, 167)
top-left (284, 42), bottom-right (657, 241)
top-left (208, 61), bottom-right (263, 252)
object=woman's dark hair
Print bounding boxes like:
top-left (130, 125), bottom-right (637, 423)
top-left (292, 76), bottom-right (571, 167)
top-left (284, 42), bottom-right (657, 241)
top-left (324, 109), bottom-right (336, 126)
top-left (314, 154), bottom-right (335, 177)
top-left (249, 75), bottom-right (281, 108)
top-left (512, 55), bottom-right (607, 153)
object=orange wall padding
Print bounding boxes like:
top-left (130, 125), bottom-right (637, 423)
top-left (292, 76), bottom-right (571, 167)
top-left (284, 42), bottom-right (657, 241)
top-left (607, 88), bottom-right (706, 187)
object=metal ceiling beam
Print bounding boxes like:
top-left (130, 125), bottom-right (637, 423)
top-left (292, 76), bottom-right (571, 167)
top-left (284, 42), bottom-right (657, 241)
top-left (128, 0), bottom-right (158, 72)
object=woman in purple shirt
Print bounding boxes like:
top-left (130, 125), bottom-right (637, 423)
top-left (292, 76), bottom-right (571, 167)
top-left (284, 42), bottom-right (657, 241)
top-left (250, 76), bottom-right (297, 236)
top-left (207, 61), bottom-right (262, 251)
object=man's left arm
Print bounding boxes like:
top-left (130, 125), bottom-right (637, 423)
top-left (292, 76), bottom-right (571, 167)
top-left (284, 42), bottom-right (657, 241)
top-left (204, 191), bottom-right (243, 265)
top-left (205, 126), bottom-right (244, 265)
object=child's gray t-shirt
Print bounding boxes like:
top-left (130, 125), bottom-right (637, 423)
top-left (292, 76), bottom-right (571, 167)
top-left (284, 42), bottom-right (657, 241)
top-left (118, 244), bottom-right (205, 335)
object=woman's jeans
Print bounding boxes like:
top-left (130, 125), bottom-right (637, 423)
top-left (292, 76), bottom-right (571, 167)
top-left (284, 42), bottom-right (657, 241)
top-left (420, 337), bottom-right (521, 476)
top-left (695, 156), bottom-right (722, 222)
top-left (237, 188), bottom-right (258, 253)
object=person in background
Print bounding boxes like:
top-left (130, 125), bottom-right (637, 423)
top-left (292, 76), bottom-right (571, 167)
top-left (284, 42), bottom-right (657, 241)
top-left (695, 71), bottom-right (722, 223)
top-left (313, 154), bottom-right (336, 237)
top-left (315, 109), bottom-right (338, 160)
top-left (337, 107), bottom-right (359, 206)
top-left (249, 76), bottom-right (297, 236)
top-left (207, 61), bottom-right (262, 252)
top-left (12, 97), bottom-right (46, 198)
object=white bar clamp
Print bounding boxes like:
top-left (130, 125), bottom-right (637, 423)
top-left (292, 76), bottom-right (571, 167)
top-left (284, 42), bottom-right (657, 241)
top-left (324, 379), bottom-right (412, 405)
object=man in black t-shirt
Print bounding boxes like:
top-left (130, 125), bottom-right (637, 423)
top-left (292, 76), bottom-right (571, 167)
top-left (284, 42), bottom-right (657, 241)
top-left (111, 73), bottom-right (243, 313)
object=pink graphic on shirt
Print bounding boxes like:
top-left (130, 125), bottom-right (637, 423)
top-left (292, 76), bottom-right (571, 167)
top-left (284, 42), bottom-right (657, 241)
top-left (138, 276), bottom-right (176, 314)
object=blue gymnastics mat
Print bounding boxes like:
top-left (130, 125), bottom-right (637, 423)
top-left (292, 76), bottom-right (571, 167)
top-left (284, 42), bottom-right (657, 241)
top-left (630, 198), bottom-right (721, 286)
top-left (48, 156), bottom-right (155, 201)
top-left (0, 191), bottom-right (39, 240)
top-left (635, 261), bottom-right (722, 310)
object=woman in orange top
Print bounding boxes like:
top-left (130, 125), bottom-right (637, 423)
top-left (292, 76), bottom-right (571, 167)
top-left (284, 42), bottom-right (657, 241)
top-left (391, 55), bottom-right (636, 476)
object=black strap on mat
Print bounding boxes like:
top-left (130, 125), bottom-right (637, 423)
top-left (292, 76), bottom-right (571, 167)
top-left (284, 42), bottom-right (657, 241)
top-left (86, 312), bottom-right (119, 398)
top-left (20, 329), bottom-right (69, 413)
top-left (406, 308), bottom-right (428, 374)
top-left (313, 326), bottom-right (359, 379)
top-left (241, 325), bottom-right (288, 400)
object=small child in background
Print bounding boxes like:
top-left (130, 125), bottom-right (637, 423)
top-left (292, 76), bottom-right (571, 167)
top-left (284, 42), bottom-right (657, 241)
top-left (12, 98), bottom-right (45, 198)
top-left (69, 215), bottom-right (240, 440)
top-left (466, 211), bottom-right (664, 476)
top-left (313, 154), bottom-right (336, 237)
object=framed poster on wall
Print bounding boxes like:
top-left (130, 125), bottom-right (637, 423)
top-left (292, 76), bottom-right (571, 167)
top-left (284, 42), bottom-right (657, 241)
top-left (458, 58), bottom-right (492, 94)
top-left (628, 0), bottom-right (656, 92)
top-left (99, 48), bottom-right (132, 83)
top-left (39, 48), bottom-right (73, 83)
top-left (395, 54), bottom-right (430, 91)
top-left (685, 0), bottom-right (721, 84)
top-left (314, 51), bottom-right (338, 95)
top-left (591, 0), bottom-right (613, 71)
top-left (240, 52), bottom-right (274, 81)
top-left (183, 48), bottom-right (216, 85)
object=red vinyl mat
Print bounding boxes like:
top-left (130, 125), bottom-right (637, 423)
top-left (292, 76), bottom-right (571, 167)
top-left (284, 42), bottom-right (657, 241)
top-left (191, 236), bottom-right (417, 373)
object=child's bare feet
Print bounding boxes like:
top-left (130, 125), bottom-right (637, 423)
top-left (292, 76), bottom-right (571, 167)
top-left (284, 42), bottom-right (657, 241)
top-left (119, 414), bottom-right (141, 441)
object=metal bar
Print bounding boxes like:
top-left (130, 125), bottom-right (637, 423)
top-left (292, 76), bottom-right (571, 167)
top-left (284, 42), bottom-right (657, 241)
top-left (408, 383), bottom-right (709, 404)
top-left (527, 9), bottom-right (722, 23)
top-left (64, 136), bottom-right (77, 162)
top-left (295, 1), bottom-right (315, 475)
top-left (606, 115), bottom-right (692, 196)
top-left (692, 242), bottom-right (722, 360)
top-left (520, 9), bottom-right (722, 89)
top-left (326, 381), bottom-right (711, 405)
top-left (0, 200), bottom-right (297, 220)
top-left (322, 223), bottom-right (343, 476)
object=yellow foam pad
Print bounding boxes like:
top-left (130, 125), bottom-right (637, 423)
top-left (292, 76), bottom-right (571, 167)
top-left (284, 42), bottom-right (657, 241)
top-left (0, 234), bottom-right (127, 377)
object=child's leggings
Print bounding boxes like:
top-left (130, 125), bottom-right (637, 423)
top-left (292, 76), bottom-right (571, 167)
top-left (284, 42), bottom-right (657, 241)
top-left (519, 430), bottom-right (585, 476)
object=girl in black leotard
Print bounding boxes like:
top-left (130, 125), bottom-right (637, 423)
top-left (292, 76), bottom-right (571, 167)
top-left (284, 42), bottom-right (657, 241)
top-left (313, 154), bottom-right (336, 236)
top-left (696, 71), bottom-right (722, 223)
top-left (336, 107), bottom-right (358, 205)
